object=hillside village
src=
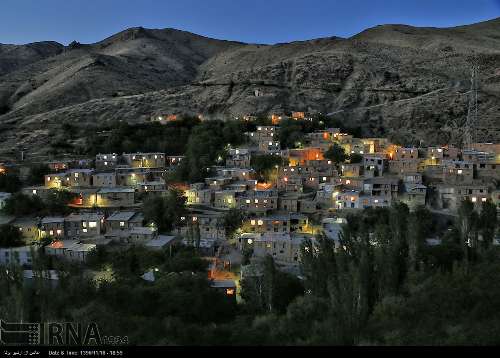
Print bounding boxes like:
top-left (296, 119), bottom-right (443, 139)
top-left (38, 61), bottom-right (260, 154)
top-left (0, 112), bottom-right (499, 297)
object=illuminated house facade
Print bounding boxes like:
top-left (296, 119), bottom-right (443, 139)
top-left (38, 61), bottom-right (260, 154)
top-left (122, 153), bottom-right (166, 169)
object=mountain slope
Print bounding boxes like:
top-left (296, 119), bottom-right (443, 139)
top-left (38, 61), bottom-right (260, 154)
top-left (1, 19), bottom-right (499, 158)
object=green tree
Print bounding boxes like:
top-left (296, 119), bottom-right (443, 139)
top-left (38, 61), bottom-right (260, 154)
top-left (143, 189), bottom-right (186, 233)
top-left (26, 165), bottom-right (51, 186)
top-left (349, 153), bottom-right (363, 164)
top-left (407, 206), bottom-right (433, 272)
top-left (325, 143), bottom-right (347, 166)
top-left (43, 189), bottom-right (77, 215)
top-left (0, 172), bottom-right (22, 193)
top-left (478, 200), bottom-right (497, 250)
top-left (250, 155), bottom-right (283, 182)
top-left (0, 225), bottom-right (24, 248)
top-left (457, 199), bottom-right (479, 264)
top-left (2, 193), bottom-right (45, 216)
top-left (278, 119), bottom-right (305, 149)
top-left (223, 209), bottom-right (245, 239)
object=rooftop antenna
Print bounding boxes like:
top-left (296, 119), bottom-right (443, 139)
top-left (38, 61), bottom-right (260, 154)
top-left (463, 60), bottom-right (479, 151)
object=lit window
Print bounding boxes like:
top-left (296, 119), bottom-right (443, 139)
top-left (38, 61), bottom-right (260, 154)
top-left (120, 221), bottom-right (125, 227)
top-left (255, 199), bottom-right (259, 204)
top-left (457, 170), bottom-right (463, 174)
top-left (246, 199), bottom-right (251, 204)
top-left (104, 162), bottom-right (108, 166)
top-left (346, 180), bottom-right (351, 185)
top-left (83, 228), bottom-right (88, 233)
top-left (226, 289), bottom-right (235, 296)
top-left (247, 239), bottom-right (253, 244)
top-left (471, 197), bottom-right (477, 203)
top-left (193, 217), bottom-right (198, 222)
top-left (323, 177), bottom-right (327, 181)
top-left (227, 198), bottom-right (233, 204)
top-left (251, 220), bottom-right (256, 226)
top-left (74, 172), bottom-right (79, 178)
top-left (47, 177), bottom-right (51, 181)
top-left (49, 230), bottom-right (54, 236)
top-left (89, 222), bottom-right (97, 228)
top-left (32, 189), bottom-right (37, 195)
top-left (481, 198), bottom-right (487, 202)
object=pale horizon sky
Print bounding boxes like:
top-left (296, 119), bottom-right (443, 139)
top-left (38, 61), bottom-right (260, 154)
top-left (1, 0), bottom-right (499, 45)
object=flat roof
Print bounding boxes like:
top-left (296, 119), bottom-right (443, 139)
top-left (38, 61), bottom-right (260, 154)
top-left (12, 217), bottom-right (39, 226)
top-left (98, 187), bottom-right (135, 194)
top-left (145, 236), bottom-right (176, 247)
top-left (107, 211), bottom-right (138, 221)
top-left (65, 213), bottom-right (104, 221)
top-left (67, 169), bottom-right (94, 174)
top-left (210, 280), bottom-right (236, 289)
top-left (41, 217), bottom-right (65, 224)
top-left (130, 227), bottom-right (155, 235)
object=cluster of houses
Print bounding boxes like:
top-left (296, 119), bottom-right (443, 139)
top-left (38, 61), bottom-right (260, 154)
top-left (0, 152), bottom-right (184, 267)
top-left (1, 119), bottom-right (499, 281)
top-left (182, 124), bottom-right (500, 273)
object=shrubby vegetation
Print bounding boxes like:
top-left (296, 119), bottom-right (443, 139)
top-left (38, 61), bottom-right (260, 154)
top-left (250, 154), bottom-right (284, 182)
top-left (0, 225), bottom-right (24, 248)
top-left (0, 171), bottom-right (22, 193)
top-left (1, 199), bottom-right (497, 345)
top-left (143, 189), bottom-right (187, 232)
top-left (1, 190), bottom-right (76, 217)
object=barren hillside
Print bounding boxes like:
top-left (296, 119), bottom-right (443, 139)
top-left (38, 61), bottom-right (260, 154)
top-left (1, 19), bottom-right (499, 158)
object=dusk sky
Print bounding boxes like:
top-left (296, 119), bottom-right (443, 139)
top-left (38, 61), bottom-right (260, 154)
top-left (1, 0), bottom-right (500, 45)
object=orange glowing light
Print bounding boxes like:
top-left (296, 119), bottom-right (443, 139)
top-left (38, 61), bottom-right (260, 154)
top-left (50, 241), bottom-right (64, 249)
top-left (226, 288), bottom-right (235, 296)
top-left (256, 182), bottom-right (273, 190)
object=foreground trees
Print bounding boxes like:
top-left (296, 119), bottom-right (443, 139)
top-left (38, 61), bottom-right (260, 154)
top-left (143, 189), bottom-right (187, 233)
top-left (0, 200), bottom-right (498, 345)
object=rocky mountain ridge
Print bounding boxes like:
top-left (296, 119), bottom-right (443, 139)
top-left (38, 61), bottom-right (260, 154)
top-left (1, 18), bottom-right (500, 158)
